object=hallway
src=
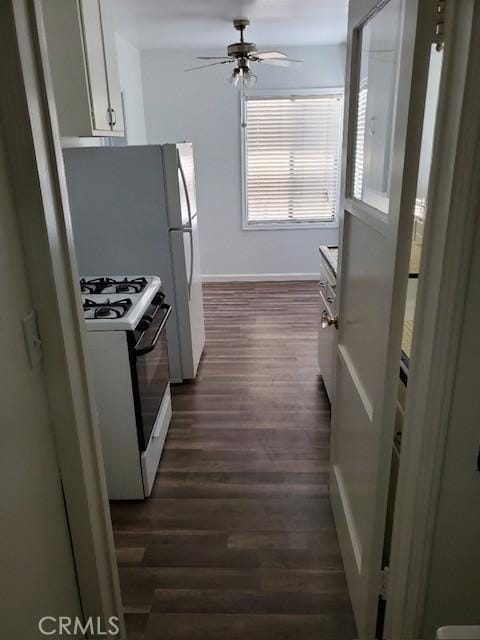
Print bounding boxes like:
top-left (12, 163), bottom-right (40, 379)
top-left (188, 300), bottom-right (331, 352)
top-left (110, 281), bottom-right (356, 640)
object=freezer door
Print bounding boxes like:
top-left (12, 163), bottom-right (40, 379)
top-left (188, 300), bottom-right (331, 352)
top-left (169, 216), bottom-right (205, 379)
top-left (177, 142), bottom-right (197, 218)
top-left (163, 143), bottom-right (198, 229)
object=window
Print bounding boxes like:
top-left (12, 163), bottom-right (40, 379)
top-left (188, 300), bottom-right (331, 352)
top-left (243, 91), bottom-right (343, 228)
top-left (351, 0), bottom-right (402, 213)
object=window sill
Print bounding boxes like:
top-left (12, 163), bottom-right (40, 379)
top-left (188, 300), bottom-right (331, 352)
top-left (242, 221), bottom-right (339, 231)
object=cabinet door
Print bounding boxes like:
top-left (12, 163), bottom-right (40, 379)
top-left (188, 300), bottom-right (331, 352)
top-left (99, 0), bottom-right (125, 134)
top-left (79, 0), bottom-right (111, 132)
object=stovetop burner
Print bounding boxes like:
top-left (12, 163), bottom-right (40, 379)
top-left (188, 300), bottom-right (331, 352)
top-left (83, 298), bottom-right (133, 320)
top-left (80, 277), bottom-right (148, 295)
top-left (79, 275), bottom-right (162, 331)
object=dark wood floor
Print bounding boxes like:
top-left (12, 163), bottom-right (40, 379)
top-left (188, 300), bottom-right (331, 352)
top-left (110, 282), bottom-right (356, 640)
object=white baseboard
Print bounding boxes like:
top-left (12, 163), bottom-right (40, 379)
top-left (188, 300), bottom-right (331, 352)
top-left (201, 273), bottom-right (319, 282)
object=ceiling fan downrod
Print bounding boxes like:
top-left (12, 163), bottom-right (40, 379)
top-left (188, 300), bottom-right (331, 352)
top-left (233, 18), bottom-right (250, 43)
top-left (228, 19), bottom-right (256, 59)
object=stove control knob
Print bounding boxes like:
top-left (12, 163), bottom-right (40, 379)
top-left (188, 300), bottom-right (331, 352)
top-left (153, 292), bottom-right (165, 305)
top-left (137, 315), bottom-right (153, 332)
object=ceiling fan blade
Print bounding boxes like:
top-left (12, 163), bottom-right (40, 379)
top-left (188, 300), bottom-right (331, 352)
top-left (196, 56), bottom-right (232, 60)
top-left (184, 61), bottom-right (231, 72)
top-left (257, 58), bottom-right (303, 67)
top-left (253, 51), bottom-right (288, 60)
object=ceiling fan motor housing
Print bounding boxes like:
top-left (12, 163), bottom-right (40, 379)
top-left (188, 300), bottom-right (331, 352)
top-left (228, 42), bottom-right (257, 58)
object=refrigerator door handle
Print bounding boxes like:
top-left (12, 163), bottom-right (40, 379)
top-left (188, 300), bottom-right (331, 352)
top-left (185, 228), bottom-right (194, 300)
top-left (178, 150), bottom-right (195, 300)
top-left (177, 149), bottom-right (193, 229)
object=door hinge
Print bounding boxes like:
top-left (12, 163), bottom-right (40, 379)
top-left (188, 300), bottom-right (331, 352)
top-left (434, 0), bottom-right (446, 51)
top-left (380, 566), bottom-right (390, 601)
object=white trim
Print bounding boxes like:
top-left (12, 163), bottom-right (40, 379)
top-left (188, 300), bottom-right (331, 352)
top-left (0, 1), bottom-right (124, 635)
top-left (202, 273), bottom-right (320, 282)
top-left (386, 1), bottom-right (480, 637)
top-left (242, 221), bottom-right (340, 232)
top-left (245, 87), bottom-right (345, 98)
top-left (240, 87), bottom-right (344, 231)
top-left (344, 198), bottom-right (388, 238)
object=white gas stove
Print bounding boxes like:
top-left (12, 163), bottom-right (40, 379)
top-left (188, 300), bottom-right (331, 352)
top-left (80, 276), bottom-right (162, 331)
top-left (80, 275), bottom-right (172, 500)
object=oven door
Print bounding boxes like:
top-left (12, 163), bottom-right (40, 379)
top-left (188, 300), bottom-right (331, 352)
top-left (130, 303), bottom-right (171, 451)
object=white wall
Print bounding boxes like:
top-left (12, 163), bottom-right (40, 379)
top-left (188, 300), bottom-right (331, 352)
top-left (116, 34), bottom-right (147, 145)
top-left (141, 45), bottom-right (346, 278)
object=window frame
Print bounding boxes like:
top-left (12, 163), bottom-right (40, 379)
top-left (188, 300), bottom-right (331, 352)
top-left (241, 87), bottom-right (344, 231)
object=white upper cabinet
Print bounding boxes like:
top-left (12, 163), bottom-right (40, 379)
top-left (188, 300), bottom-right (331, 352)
top-left (42, 0), bottom-right (124, 137)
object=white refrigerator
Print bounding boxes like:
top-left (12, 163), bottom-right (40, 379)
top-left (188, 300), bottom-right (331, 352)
top-left (64, 143), bottom-right (206, 381)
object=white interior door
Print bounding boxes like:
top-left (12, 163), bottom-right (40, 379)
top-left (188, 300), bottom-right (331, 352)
top-left (330, 0), bottom-right (437, 636)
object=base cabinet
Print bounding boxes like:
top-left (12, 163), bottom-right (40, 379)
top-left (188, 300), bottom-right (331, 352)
top-left (317, 251), bottom-right (338, 403)
top-left (318, 293), bottom-right (337, 401)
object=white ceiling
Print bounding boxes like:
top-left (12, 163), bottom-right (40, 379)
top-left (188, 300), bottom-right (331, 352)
top-left (113, 0), bottom-right (348, 50)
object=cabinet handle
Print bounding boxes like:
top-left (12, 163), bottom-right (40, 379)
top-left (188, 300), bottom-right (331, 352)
top-left (321, 309), bottom-right (338, 330)
top-left (107, 108), bottom-right (117, 128)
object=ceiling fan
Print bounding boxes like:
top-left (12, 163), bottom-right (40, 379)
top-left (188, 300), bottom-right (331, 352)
top-left (185, 19), bottom-right (302, 89)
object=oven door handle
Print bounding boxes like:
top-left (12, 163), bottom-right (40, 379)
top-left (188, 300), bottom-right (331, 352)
top-left (135, 304), bottom-right (171, 357)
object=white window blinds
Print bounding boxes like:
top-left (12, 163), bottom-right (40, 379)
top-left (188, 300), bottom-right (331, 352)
top-left (353, 80), bottom-right (368, 200)
top-left (244, 93), bottom-right (343, 225)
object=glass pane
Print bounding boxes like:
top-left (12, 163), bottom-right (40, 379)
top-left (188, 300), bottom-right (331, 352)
top-left (352, 0), bottom-right (403, 213)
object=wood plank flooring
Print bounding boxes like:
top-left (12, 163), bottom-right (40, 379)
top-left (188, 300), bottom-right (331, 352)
top-left (110, 282), bottom-right (357, 640)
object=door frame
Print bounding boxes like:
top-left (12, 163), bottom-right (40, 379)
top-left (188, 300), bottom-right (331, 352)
top-left (386, 1), bottom-right (480, 637)
top-left (0, 0), bottom-right (124, 635)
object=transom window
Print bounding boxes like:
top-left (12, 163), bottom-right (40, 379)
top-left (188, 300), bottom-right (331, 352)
top-left (243, 91), bottom-right (343, 228)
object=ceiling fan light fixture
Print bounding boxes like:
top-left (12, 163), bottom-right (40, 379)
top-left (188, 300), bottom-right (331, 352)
top-left (243, 70), bottom-right (257, 89)
top-left (228, 66), bottom-right (257, 90)
top-left (228, 68), bottom-right (241, 87)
